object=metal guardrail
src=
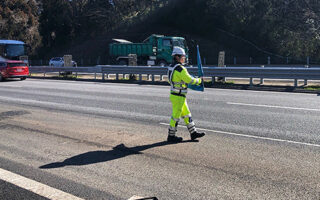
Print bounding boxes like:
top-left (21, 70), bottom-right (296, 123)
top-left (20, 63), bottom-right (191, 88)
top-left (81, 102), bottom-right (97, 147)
top-left (29, 65), bottom-right (320, 87)
top-left (202, 67), bottom-right (320, 79)
top-left (29, 66), bottom-right (99, 73)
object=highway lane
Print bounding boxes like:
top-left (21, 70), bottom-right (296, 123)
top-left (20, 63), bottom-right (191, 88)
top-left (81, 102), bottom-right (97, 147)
top-left (0, 79), bottom-right (319, 199)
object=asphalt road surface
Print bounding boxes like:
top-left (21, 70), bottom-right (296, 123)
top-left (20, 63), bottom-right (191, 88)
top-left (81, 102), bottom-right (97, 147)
top-left (0, 79), bottom-right (319, 200)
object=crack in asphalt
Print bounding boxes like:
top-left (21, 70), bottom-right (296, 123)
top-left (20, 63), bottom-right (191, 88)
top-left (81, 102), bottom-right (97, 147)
top-left (0, 110), bottom-right (30, 121)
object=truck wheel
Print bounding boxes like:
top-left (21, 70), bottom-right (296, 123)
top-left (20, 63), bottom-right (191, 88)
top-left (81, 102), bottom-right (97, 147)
top-left (118, 60), bottom-right (127, 65)
top-left (20, 77), bottom-right (27, 81)
top-left (158, 60), bottom-right (167, 67)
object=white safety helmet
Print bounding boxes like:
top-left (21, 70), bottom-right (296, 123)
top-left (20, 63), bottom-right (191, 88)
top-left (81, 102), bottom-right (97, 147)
top-left (171, 46), bottom-right (186, 56)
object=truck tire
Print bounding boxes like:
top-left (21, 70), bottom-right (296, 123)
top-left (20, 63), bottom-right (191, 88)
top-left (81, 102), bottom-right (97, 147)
top-left (158, 60), bottom-right (167, 67)
top-left (20, 77), bottom-right (27, 81)
top-left (118, 59), bottom-right (127, 65)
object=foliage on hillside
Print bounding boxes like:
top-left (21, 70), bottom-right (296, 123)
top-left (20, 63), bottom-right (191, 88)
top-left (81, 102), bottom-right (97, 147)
top-left (39, 0), bottom-right (166, 48)
top-left (162, 0), bottom-right (320, 59)
top-left (1, 0), bottom-right (320, 63)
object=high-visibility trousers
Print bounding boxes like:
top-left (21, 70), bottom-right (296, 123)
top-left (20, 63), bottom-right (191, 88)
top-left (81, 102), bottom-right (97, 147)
top-left (169, 94), bottom-right (192, 128)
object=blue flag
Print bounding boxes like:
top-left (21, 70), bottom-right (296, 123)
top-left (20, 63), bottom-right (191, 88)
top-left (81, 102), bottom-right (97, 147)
top-left (188, 45), bottom-right (204, 92)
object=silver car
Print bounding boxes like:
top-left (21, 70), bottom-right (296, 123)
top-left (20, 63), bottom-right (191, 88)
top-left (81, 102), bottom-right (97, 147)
top-left (49, 57), bottom-right (77, 67)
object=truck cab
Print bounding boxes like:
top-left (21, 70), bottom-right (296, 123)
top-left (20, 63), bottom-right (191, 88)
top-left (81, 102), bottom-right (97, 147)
top-left (143, 35), bottom-right (188, 66)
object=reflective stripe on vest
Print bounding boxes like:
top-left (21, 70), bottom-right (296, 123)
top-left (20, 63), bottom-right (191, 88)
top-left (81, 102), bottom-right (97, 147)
top-left (168, 64), bottom-right (188, 94)
top-left (191, 78), bottom-right (200, 85)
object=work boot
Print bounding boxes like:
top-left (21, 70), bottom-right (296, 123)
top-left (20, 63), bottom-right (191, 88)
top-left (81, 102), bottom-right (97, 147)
top-left (167, 135), bottom-right (183, 143)
top-left (190, 131), bottom-right (205, 140)
top-left (187, 122), bottom-right (205, 140)
top-left (167, 126), bottom-right (182, 143)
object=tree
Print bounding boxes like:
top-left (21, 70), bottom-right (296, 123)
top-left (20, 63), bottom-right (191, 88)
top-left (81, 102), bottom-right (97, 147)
top-left (0, 0), bottom-right (41, 54)
top-left (39, 0), bottom-right (74, 48)
top-left (204, 0), bottom-right (320, 59)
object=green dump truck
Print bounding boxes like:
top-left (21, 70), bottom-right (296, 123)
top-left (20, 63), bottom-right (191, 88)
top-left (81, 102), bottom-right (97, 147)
top-left (109, 34), bottom-right (188, 66)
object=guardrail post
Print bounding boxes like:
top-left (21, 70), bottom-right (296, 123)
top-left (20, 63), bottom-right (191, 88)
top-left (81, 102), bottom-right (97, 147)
top-left (152, 75), bottom-right (155, 82)
top-left (160, 75), bottom-right (163, 81)
top-left (116, 73), bottom-right (119, 80)
top-left (267, 57), bottom-right (271, 65)
top-left (139, 74), bottom-right (142, 82)
top-left (294, 79), bottom-right (298, 87)
top-left (250, 78), bottom-right (253, 86)
top-left (211, 77), bottom-right (215, 85)
top-left (102, 73), bottom-right (105, 81)
top-left (94, 72), bottom-right (97, 80)
top-left (260, 65), bottom-right (264, 85)
top-left (233, 57), bottom-right (237, 65)
top-left (304, 65), bottom-right (308, 86)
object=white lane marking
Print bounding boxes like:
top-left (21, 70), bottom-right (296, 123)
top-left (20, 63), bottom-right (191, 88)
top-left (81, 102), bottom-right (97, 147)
top-left (0, 87), bottom-right (167, 106)
top-left (0, 168), bottom-right (84, 200)
top-left (0, 85), bottom-right (23, 88)
top-left (128, 195), bottom-right (147, 200)
top-left (227, 102), bottom-right (320, 112)
top-left (160, 123), bottom-right (320, 148)
top-left (0, 95), bottom-right (167, 121)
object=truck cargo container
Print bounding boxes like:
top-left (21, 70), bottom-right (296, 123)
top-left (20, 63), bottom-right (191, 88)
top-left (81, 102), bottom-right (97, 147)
top-left (109, 34), bottom-right (188, 66)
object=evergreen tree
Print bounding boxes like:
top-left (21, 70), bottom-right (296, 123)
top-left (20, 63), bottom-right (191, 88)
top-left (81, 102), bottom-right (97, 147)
top-left (39, 0), bottom-right (74, 48)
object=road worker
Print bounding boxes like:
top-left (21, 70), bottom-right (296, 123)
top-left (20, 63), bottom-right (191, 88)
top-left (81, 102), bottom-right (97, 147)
top-left (167, 46), bottom-right (205, 142)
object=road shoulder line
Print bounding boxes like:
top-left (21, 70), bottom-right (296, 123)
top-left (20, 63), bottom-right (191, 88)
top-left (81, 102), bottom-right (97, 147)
top-left (227, 102), bottom-right (320, 112)
top-left (160, 123), bottom-right (320, 148)
top-left (0, 168), bottom-right (84, 200)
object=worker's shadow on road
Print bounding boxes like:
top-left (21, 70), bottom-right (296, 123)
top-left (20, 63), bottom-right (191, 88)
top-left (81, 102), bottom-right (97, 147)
top-left (39, 140), bottom-right (197, 169)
